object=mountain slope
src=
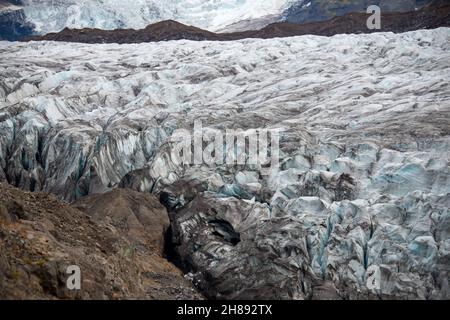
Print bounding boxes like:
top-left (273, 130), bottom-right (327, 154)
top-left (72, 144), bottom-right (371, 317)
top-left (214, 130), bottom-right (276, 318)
top-left (0, 183), bottom-right (202, 299)
top-left (17, 0), bottom-right (292, 34)
top-left (283, 0), bottom-right (447, 24)
top-left (23, 5), bottom-right (450, 43)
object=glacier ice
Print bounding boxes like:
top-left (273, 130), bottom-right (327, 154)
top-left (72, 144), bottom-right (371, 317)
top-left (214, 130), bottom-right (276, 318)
top-left (19, 0), bottom-right (293, 34)
top-left (0, 28), bottom-right (449, 299)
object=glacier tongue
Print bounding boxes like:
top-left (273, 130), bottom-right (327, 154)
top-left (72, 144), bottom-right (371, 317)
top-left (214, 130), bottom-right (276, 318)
top-left (0, 29), bottom-right (450, 299)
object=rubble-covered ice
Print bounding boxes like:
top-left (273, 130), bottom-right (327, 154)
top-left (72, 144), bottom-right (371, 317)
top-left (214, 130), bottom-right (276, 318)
top-left (0, 28), bottom-right (449, 299)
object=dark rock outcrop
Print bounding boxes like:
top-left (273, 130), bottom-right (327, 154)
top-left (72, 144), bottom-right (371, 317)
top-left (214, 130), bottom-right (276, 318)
top-left (0, 183), bottom-right (202, 299)
top-left (284, 0), bottom-right (448, 24)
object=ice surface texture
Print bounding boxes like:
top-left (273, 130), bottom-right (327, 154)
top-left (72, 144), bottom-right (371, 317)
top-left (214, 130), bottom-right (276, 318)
top-left (0, 29), bottom-right (449, 299)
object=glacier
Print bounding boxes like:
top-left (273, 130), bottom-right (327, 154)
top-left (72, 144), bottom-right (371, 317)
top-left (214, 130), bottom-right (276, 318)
top-left (18, 0), bottom-right (294, 34)
top-left (0, 28), bottom-right (449, 299)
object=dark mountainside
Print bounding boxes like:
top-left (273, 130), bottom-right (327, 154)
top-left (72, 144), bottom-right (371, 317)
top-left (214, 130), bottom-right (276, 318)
top-left (24, 5), bottom-right (450, 44)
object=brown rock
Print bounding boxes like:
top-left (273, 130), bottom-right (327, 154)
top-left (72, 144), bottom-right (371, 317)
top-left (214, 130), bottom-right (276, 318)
top-left (0, 183), bottom-right (202, 300)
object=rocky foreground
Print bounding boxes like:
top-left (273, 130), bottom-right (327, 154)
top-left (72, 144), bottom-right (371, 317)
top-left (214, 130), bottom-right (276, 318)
top-left (0, 183), bottom-right (202, 299)
top-left (0, 28), bottom-right (449, 299)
